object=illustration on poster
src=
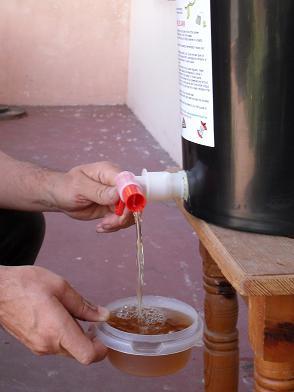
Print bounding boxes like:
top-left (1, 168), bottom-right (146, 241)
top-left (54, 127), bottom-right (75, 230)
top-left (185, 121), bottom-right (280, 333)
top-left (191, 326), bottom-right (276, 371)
top-left (197, 121), bottom-right (207, 139)
top-left (185, 1), bottom-right (197, 19)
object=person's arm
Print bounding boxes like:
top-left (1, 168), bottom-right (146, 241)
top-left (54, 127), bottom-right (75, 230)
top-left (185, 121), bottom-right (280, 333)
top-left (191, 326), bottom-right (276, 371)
top-left (0, 152), bottom-right (133, 363)
top-left (0, 151), bottom-right (60, 211)
top-left (0, 151), bottom-right (132, 232)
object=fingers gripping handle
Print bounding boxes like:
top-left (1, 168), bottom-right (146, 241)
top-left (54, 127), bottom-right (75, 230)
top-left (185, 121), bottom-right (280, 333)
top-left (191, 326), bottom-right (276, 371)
top-left (115, 171), bottom-right (146, 215)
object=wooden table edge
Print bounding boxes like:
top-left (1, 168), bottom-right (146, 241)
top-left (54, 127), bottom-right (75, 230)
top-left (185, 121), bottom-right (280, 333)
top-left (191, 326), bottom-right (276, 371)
top-left (177, 200), bottom-right (294, 297)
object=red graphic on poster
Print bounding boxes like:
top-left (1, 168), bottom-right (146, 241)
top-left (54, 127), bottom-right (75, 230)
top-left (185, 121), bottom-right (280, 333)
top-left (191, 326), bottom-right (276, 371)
top-left (197, 121), bottom-right (207, 139)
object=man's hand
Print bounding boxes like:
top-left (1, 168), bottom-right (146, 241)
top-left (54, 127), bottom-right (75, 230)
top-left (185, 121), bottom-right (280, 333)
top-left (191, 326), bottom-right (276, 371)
top-left (0, 151), bottom-right (134, 233)
top-left (0, 266), bottom-right (109, 364)
top-left (50, 161), bottom-right (134, 232)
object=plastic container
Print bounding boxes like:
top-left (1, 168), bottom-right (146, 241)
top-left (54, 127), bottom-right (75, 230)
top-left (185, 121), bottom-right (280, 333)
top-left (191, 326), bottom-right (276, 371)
top-left (96, 296), bottom-right (203, 377)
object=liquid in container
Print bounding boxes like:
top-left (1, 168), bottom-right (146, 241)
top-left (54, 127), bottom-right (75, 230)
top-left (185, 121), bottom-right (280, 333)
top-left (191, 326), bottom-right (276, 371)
top-left (96, 295), bottom-right (203, 377)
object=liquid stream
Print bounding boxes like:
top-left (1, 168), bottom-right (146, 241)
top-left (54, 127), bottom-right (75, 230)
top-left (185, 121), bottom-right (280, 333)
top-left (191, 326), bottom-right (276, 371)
top-left (134, 212), bottom-right (144, 318)
top-left (108, 213), bottom-right (193, 335)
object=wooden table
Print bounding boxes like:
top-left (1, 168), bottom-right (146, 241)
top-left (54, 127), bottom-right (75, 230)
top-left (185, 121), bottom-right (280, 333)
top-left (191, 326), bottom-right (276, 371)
top-left (179, 204), bottom-right (294, 391)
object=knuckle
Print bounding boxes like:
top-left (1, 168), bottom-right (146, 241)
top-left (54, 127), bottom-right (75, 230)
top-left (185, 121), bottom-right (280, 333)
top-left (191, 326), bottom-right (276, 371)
top-left (77, 298), bottom-right (87, 318)
top-left (20, 266), bottom-right (48, 287)
top-left (108, 161), bottom-right (120, 171)
top-left (31, 343), bottom-right (51, 356)
top-left (55, 277), bottom-right (69, 294)
top-left (28, 265), bottom-right (45, 279)
top-left (33, 265), bottom-right (44, 274)
top-left (95, 186), bottom-right (106, 201)
top-left (99, 161), bottom-right (121, 175)
top-left (98, 160), bottom-right (109, 166)
top-left (32, 349), bottom-right (45, 356)
top-left (100, 160), bottom-right (118, 168)
top-left (79, 352), bottom-right (94, 365)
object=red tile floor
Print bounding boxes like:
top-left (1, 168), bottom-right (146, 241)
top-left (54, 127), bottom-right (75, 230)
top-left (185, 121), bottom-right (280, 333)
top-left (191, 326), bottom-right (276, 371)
top-left (0, 106), bottom-right (253, 391)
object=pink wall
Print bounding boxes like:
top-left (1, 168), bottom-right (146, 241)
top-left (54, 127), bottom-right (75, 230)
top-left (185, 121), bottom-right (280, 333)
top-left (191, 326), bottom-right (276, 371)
top-left (0, 0), bottom-right (130, 105)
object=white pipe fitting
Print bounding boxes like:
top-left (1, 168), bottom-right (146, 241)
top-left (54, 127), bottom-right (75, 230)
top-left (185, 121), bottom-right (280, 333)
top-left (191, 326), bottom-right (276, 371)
top-left (135, 169), bottom-right (189, 202)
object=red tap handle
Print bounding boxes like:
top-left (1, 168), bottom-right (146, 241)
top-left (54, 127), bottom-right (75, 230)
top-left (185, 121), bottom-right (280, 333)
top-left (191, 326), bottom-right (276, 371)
top-left (115, 199), bottom-right (125, 216)
top-left (122, 184), bottom-right (146, 212)
top-left (115, 171), bottom-right (146, 215)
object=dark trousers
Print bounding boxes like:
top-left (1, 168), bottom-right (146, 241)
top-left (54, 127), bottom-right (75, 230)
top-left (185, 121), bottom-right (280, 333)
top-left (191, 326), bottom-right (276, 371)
top-left (0, 210), bottom-right (45, 266)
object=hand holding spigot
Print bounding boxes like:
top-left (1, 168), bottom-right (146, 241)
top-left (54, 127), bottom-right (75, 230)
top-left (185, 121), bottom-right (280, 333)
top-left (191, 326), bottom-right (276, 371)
top-left (114, 169), bottom-right (188, 216)
top-left (115, 171), bottom-right (146, 216)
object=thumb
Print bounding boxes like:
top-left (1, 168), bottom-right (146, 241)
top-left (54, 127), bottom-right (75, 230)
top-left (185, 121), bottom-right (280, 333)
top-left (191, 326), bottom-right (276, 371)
top-left (82, 177), bottom-right (119, 206)
top-left (57, 282), bottom-right (110, 322)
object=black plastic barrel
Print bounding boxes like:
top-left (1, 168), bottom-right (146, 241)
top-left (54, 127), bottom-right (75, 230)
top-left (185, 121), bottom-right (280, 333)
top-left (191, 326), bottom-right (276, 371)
top-left (182, 0), bottom-right (294, 235)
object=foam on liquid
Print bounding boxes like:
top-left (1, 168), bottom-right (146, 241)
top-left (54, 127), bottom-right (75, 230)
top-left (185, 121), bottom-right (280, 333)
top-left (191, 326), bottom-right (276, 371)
top-left (108, 305), bottom-right (192, 335)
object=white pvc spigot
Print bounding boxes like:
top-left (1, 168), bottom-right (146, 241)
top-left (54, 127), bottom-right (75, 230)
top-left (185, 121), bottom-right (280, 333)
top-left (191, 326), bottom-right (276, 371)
top-left (135, 169), bottom-right (189, 202)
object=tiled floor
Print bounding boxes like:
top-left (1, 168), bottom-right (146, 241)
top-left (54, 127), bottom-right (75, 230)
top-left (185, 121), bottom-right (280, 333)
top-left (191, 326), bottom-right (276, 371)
top-left (0, 106), bottom-right (253, 391)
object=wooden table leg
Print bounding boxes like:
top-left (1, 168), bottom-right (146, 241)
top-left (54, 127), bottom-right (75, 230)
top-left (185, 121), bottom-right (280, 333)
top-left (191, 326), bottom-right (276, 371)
top-left (200, 242), bottom-right (239, 391)
top-left (249, 296), bottom-right (294, 391)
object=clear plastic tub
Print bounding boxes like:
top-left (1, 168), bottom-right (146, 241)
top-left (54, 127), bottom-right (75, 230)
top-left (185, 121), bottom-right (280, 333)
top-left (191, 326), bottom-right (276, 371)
top-left (96, 296), bottom-right (203, 376)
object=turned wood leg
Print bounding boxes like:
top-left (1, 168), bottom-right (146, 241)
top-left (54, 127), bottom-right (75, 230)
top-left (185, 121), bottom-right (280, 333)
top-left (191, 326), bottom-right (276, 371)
top-left (200, 242), bottom-right (239, 391)
top-left (249, 296), bottom-right (294, 391)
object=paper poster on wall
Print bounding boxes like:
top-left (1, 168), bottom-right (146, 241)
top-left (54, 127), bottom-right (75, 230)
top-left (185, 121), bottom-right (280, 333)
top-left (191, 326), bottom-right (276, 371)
top-left (176, 0), bottom-right (215, 147)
